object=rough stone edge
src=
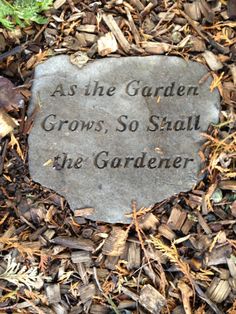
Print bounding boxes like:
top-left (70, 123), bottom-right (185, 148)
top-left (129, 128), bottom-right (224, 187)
top-left (27, 55), bottom-right (221, 224)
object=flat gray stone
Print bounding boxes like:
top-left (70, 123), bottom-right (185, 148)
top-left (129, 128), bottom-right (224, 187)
top-left (28, 55), bottom-right (220, 223)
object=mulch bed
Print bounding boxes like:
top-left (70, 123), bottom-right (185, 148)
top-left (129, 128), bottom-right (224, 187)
top-left (0, 0), bottom-right (236, 313)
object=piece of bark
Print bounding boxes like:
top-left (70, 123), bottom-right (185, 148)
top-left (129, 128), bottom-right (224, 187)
top-left (229, 278), bottom-right (236, 291)
top-left (198, 0), bottom-right (214, 23)
top-left (226, 256), bottom-right (236, 278)
top-left (127, 242), bottom-right (141, 270)
top-left (79, 283), bottom-right (96, 304)
top-left (0, 225), bottom-right (15, 250)
top-left (51, 236), bottom-right (94, 251)
top-left (0, 34), bottom-right (6, 52)
top-left (70, 304), bottom-right (83, 314)
top-left (45, 284), bottom-right (61, 304)
top-left (139, 284), bottom-right (166, 314)
top-left (125, 7), bottom-right (140, 46)
top-left (167, 206), bottom-right (187, 230)
top-left (172, 306), bottom-right (185, 314)
top-left (71, 251), bottom-right (91, 264)
top-left (219, 268), bottom-right (230, 280)
top-left (230, 64), bottom-right (236, 86)
top-left (95, 268), bottom-right (109, 282)
top-left (90, 304), bottom-right (109, 314)
top-left (87, 43), bottom-right (98, 58)
top-left (143, 265), bottom-right (158, 286)
top-left (121, 286), bottom-right (139, 302)
top-left (43, 229), bottom-right (56, 241)
top-left (128, 0), bottom-right (145, 11)
top-left (98, 32), bottom-right (118, 56)
top-left (104, 256), bottom-right (119, 270)
top-left (0, 108), bottom-right (18, 138)
top-left (189, 35), bottom-right (206, 52)
top-left (195, 283), bottom-right (223, 314)
top-left (231, 201), bottom-right (236, 218)
top-left (102, 14), bottom-right (131, 53)
top-left (62, 36), bottom-right (81, 50)
top-left (178, 281), bottom-right (193, 314)
top-left (184, 2), bottom-right (201, 21)
top-left (228, 0), bottom-right (236, 19)
top-left (138, 213), bottom-right (158, 231)
top-left (102, 227), bottom-right (127, 256)
top-left (202, 50), bottom-right (223, 71)
top-left (146, 247), bottom-right (167, 264)
top-left (181, 217), bottom-right (195, 235)
top-left (207, 278), bottom-right (231, 303)
top-left (218, 180), bottom-right (236, 191)
top-left (118, 300), bottom-right (136, 310)
top-left (53, 0), bottom-right (66, 9)
top-left (196, 211), bottom-right (212, 234)
top-left (140, 2), bottom-right (156, 18)
top-left (76, 262), bottom-right (89, 285)
top-left (52, 303), bottom-right (69, 314)
top-left (141, 42), bottom-right (171, 54)
top-left (77, 25), bottom-right (97, 33)
top-left (143, 16), bottom-right (155, 33)
top-left (205, 244), bottom-right (232, 266)
top-left (74, 207), bottom-right (95, 217)
top-left (158, 224), bottom-right (176, 241)
top-left (214, 207), bottom-right (228, 220)
top-left (76, 32), bottom-right (97, 47)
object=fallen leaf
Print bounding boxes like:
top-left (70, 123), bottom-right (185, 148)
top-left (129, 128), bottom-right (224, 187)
top-left (0, 77), bottom-right (24, 112)
top-left (70, 51), bottom-right (89, 68)
top-left (9, 133), bottom-right (24, 160)
top-left (0, 109), bottom-right (18, 138)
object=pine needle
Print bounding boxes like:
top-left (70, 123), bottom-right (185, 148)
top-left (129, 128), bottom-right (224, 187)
top-left (149, 236), bottom-right (195, 300)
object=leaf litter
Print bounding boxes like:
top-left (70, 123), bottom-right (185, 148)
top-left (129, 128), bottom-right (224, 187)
top-left (0, 0), bottom-right (236, 313)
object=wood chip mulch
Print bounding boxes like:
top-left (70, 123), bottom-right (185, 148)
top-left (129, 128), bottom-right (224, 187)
top-left (0, 0), bottom-right (236, 313)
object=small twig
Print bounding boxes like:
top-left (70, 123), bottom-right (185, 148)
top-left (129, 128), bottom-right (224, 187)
top-left (0, 138), bottom-right (9, 176)
top-left (179, 10), bottom-right (229, 54)
top-left (93, 266), bottom-right (103, 292)
top-left (0, 304), bottom-right (17, 312)
top-left (33, 23), bottom-right (49, 42)
top-left (0, 46), bottom-right (25, 62)
top-left (93, 267), bottom-right (120, 314)
top-left (153, 2), bottom-right (177, 32)
top-left (179, 10), bottom-right (208, 42)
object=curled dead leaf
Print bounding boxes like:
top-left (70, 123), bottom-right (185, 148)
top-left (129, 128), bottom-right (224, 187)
top-left (70, 51), bottom-right (89, 68)
top-left (0, 77), bottom-right (24, 112)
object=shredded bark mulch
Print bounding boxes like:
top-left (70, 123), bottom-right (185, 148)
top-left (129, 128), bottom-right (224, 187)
top-left (0, 0), bottom-right (236, 313)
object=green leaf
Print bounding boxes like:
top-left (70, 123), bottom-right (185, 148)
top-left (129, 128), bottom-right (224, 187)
top-left (0, 17), bottom-right (14, 29)
top-left (0, 0), bottom-right (53, 29)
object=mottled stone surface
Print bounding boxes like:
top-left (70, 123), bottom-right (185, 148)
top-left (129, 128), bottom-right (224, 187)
top-left (28, 55), bottom-right (220, 223)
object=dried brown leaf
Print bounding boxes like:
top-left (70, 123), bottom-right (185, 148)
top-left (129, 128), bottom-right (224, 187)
top-left (0, 77), bottom-right (24, 112)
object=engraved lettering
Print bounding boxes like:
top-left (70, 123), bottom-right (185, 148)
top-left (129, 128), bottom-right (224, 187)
top-left (94, 151), bottom-right (109, 169)
top-left (68, 84), bottom-right (78, 96)
top-left (50, 84), bottom-right (66, 97)
top-left (41, 114), bottom-right (56, 131)
top-left (164, 82), bottom-right (175, 97)
top-left (177, 85), bottom-right (185, 96)
top-left (147, 115), bottom-right (159, 131)
top-left (116, 115), bottom-right (127, 132)
top-left (126, 80), bottom-right (140, 96)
